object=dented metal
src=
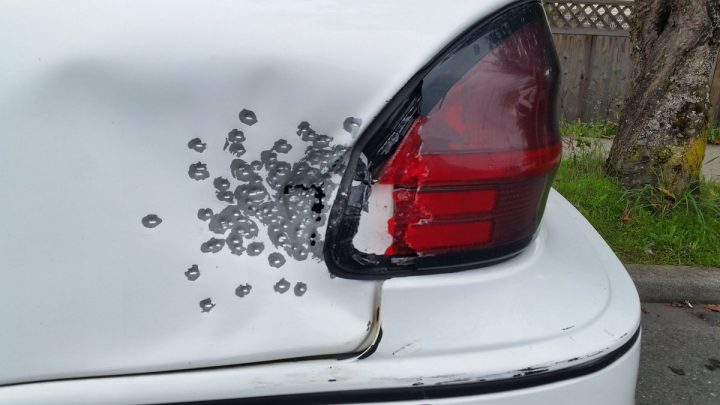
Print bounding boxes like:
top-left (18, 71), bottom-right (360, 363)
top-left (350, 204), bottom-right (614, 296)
top-left (194, 111), bottom-right (350, 267)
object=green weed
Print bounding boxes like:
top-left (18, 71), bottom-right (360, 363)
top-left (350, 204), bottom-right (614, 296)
top-left (560, 119), bottom-right (618, 139)
top-left (553, 147), bottom-right (720, 266)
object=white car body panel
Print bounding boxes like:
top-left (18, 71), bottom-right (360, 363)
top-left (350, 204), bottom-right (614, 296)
top-left (0, 0), bottom-right (511, 385)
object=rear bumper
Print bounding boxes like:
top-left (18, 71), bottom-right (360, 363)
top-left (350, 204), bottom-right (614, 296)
top-left (368, 332), bottom-right (641, 405)
top-left (172, 329), bottom-right (641, 404)
top-left (0, 190), bottom-right (640, 404)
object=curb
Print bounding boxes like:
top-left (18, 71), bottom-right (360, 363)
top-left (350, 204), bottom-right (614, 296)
top-left (625, 264), bottom-right (720, 304)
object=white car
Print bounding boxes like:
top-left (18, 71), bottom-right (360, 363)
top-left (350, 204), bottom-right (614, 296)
top-left (0, 0), bottom-right (640, 404)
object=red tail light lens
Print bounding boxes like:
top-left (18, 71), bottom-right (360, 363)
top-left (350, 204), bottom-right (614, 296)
top-left (326, 2), bottom-right (560, 279)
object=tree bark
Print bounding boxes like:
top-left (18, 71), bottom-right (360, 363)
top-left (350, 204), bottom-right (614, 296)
top-left (606, 0), bottom-right (720, 197)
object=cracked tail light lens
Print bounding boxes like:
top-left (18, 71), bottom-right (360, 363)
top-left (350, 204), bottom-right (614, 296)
top-left (377, 17), bottom-right (561, 255)
top-left (326, 2), bottom-right (560, 278)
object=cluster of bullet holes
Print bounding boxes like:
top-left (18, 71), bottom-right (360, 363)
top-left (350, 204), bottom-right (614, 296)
top-left (141, 108), bottom-right (362, 313)
top-left (273, 278), bottom-right (307, 297)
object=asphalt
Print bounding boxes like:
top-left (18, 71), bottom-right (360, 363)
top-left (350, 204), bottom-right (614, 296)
top-left (637, 303), bottom-right (720, 405)
top-left (623, 266), bottom-right (720, 404)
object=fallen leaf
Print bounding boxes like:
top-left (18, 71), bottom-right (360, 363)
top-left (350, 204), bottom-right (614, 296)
top-left (668, 366), bottom-right (685, 376)
top-left (706, 358), bottom-right (720, 371)
top-left (657, 187), bottom-right (677, 201)
top-left (706, 304), bottom-right (720, 313)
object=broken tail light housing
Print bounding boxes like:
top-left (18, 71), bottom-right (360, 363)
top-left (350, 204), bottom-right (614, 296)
top-left (325, 1), bottom-right (560, 279)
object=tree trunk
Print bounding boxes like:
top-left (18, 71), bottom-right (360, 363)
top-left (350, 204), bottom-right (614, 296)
top-left (606, 0), bottom-right (720, 197)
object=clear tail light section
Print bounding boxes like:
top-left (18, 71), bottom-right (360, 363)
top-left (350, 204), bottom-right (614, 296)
top-left (325, 2), bottom-right (561, 279)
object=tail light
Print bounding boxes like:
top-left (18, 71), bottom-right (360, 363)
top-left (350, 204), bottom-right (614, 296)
top-left (325, 2), bottom-right (560, 279)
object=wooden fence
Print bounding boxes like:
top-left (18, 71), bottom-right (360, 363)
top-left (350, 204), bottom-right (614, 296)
top-left (544, 0), bottom-right (720, 124)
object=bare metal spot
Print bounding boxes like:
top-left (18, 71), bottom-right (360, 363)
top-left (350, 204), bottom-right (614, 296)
top-left (227, 129), bottom-right (246, 143)
top-left (188, 162), bottom-right (210, 181)
top-left (199, 298), bottom-right (216, 313)
top-left (273, 139), bottom-right (292, 154)
top-left (294, 282), bottom-right (307, 296)
top-left (197, 208), bottom-right (213, 221)
top-left (185, 264), bottom-right (200, 281)
top-left (247, 242), bottom-right (264, 256)
top-left (214, 177), bottom-right (231, 191)
top-left (273, 278), bottom-right (291, 294)
top-left (201, 237), bottom-right (225, 253)
top-left (228, 142), bottom-right (246, 157)
top-left (216, 190), bottom-right (234, 203)
top-left (239, 109), bottom-right (258, 126)
top-left (141, 214), bottom-right (162, 228)
top-left (268, 252), bottom-right (286, 268)
top-left (226, 233), bottom-right (245, 256)
top-left (235, 283), bottom-right (252, 298)
top-left (343, 117), bottom-right (363, 137)
top-left (188, 138), bottom-right (207, 152)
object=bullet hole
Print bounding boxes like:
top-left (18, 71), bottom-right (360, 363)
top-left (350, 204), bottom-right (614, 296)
top-left (239, 109), bottom-right (258, 126)
top-left (197, 208), bottom-right (213, 221)
top-left (201, 237), bottom-right (225, 253)
top-left (247, 242), bottom-right (264, 256)
top-left (216, 190), bottom-right (234, 203)
top-left (227, 129), bottom-right (246, 143)
top-left (141, 214), bottom-right (162, 228)
top-left (189, 162), bottom-right (210, 181)
top-left (235, 283), bottom-right (252, 298)
top-left (228, 142), bottom-right (246, 157)
top-left (294, 282), bottom-right (307, 296)
top-left (193, 116), bottom-right (350, 268)
top-left (268, 252), bottom-right (286, 268)
top-left (185, 264), bottom-right (200, 281)
top-left (226, 234), bottom-right (245, 255)
top-left (199, 298), bottom-right (216, 313)
top-left (187, 138), bottom-right (207, 152)
top-left (273, 139), bottom-right (292, 154)
top-left (297, 121), bottom-right (316, 141)
top-left (224, 129), bottom-right (247, 157)
top-left (343, 117), bottom-right (363, 137)
top-left (273, 278), bottom-right (291, 294)
top-left (214, 177), bottom-right (231, 191)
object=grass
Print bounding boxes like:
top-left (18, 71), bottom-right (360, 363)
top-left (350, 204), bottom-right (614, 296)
top-left (560, 119), bottom-right (720, 145)
top-left (553, 142), bottom-right (720, 266)
top-left (560, 119), bottom-right (618, 139)
top-left (710, 126), bottom-right (720, 145)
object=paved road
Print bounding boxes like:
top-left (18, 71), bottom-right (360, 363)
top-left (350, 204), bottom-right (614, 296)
top-left (562, 138), bottom-right (720, 183)
top-left (637, 303), bottom-right (720, 405)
